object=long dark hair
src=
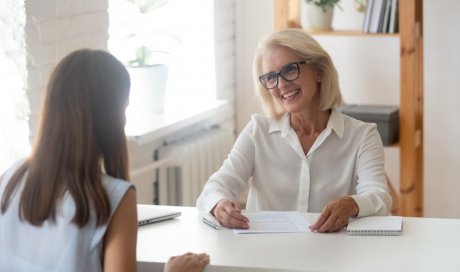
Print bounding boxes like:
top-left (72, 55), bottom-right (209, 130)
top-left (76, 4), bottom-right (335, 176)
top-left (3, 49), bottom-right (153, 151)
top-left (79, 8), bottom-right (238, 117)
top-left (1, 49), bottom-right (131, 227)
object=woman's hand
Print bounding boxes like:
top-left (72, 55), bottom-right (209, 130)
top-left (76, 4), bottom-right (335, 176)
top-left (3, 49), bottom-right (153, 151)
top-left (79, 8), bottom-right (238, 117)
top-left (309, 196), bottom-right (359, 233)
top-left (211, 199), bottom-right (249, 229)
top-left (164, 252), bottom-right (210, 272)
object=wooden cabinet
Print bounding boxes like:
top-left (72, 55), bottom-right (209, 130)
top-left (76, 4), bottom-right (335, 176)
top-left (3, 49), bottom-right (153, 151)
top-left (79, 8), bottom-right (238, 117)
top-left (273, 0), bottom-right (424, 217)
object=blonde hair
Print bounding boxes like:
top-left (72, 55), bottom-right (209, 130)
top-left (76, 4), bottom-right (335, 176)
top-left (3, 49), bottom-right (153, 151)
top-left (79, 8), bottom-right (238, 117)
top-left (252, 28), bottom-right (342, 119)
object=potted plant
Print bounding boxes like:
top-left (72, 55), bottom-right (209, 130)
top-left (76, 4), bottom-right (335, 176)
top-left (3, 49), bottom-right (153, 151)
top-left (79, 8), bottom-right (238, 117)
top-left (126, 46), bottom-right (171, 116)
top-left (302, 0), bottom-right (342, 31)
top-left (110, 0), bottom-right (174, 115)
top-left (124, 0), bottom-right (170, 67)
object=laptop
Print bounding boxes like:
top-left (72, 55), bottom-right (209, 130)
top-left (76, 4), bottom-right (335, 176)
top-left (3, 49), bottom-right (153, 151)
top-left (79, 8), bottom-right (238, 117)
top-left (137, 204), bottom-right (181, 226)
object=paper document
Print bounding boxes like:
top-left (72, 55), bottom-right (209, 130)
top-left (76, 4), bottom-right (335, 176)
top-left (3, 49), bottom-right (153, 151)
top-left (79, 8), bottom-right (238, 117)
top-left (233, 211), bottom-right (310, 234)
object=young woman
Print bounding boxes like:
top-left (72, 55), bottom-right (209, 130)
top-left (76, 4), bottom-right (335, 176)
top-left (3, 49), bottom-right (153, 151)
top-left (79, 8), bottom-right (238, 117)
top-left (0, 49), bottom-right (209, 272)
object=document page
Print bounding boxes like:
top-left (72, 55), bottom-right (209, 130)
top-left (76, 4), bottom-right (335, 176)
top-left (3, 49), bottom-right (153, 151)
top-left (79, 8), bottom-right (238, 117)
top-left (233, 211), bottom-right (311, 234)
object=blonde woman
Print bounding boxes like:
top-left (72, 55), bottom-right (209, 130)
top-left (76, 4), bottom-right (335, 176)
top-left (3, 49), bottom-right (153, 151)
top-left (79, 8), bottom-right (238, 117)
top-left (197, 29), bottom-right (391, 233)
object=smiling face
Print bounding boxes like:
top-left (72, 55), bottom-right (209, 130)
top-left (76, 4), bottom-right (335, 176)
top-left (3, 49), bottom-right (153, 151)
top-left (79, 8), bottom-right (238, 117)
top-left (260, 46), bottom-right (321, 115)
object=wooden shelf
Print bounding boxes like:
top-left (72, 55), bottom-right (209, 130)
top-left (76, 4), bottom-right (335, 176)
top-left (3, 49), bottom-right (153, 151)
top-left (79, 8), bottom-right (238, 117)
top-left (273, 0), bottom-right (424, 217)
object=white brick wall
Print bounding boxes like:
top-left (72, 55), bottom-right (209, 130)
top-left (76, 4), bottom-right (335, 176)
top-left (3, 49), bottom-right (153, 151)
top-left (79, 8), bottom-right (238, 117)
top-left (0, 0), bottom-right (110, 172)
top-left (0, 0), bottom-right (30, 173)
top-left (55, 0), bottom-right (108, 17)
top-left (25, 0), bottom-right (109, 141)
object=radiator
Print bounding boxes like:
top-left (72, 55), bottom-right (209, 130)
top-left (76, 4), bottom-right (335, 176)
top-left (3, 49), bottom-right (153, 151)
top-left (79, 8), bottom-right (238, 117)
top-left (130, 127), bottom-right (234, 206)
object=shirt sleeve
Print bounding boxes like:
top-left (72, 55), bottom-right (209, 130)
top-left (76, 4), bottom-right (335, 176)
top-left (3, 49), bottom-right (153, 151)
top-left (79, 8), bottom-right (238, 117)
top-left (350, 124), bottom-right (392, 217)
top-left (196, 120), bottom-right (256, 214)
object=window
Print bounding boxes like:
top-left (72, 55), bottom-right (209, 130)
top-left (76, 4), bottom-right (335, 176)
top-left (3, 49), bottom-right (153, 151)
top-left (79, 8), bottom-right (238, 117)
top-left (0, 0), bottom-right (230, 173)
top-left (108, 0), bottom-right (216, 124)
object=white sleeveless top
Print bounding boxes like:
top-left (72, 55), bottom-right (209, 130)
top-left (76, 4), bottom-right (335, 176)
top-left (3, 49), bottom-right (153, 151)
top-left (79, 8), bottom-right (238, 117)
top-left (0, 161), bottom-right (134, 272)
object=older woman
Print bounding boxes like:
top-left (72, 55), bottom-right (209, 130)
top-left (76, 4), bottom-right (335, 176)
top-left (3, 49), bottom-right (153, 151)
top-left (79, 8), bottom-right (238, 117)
top-left (197, 28), bottom-right (391, 233)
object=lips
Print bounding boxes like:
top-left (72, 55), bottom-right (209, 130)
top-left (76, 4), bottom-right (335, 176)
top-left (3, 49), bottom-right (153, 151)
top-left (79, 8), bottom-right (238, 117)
top-left (281, 89), bottom-right (300, 100)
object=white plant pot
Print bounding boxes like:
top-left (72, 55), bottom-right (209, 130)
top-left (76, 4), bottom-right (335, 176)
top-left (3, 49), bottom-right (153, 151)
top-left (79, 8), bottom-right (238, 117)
top-left (301, 4), bottom-right (334, 31)
top-left (127, 65), bottom-right (169, 116)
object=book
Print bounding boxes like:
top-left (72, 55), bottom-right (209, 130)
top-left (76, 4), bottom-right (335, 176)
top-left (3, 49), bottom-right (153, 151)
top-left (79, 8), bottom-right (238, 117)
top-left (382, 0), bottom-right (392, 33)
top-left (368, 0), bottom-right (387, 33)
top-left (362, 0), bottom-right (374, 33)
top-left (346, 216), bottom-right (403, 236)
top-left (389, 0), bottom-right (399, 33)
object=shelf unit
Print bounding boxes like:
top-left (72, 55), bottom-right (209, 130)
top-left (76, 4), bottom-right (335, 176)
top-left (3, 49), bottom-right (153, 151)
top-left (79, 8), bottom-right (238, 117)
top-left (273, 0), bottom-right (424, 217)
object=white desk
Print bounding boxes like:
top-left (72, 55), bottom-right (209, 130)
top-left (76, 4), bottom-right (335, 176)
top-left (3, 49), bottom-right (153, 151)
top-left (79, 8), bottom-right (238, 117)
top-left (137, 206), bottom-right (460, 272)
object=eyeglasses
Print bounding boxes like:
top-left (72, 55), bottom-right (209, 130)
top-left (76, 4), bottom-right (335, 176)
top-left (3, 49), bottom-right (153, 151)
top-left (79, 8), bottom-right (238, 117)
top-left (258, 61), bottom-right (306, 89)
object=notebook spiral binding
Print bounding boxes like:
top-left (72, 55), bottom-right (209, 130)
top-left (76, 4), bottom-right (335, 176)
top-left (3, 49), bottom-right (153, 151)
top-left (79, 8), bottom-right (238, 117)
top-left (347, 229), bottom-right (402, 236)
top-left (346, 216), bottom-right (403, 236)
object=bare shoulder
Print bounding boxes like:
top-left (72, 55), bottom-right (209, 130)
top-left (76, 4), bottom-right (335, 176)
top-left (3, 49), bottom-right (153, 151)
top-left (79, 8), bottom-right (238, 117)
top-left (115, 187), bottom-right (137, 218)
top-left (103, 186), bottom-right (137, 272)
top-left (105, 186), bottom-right (137, 246)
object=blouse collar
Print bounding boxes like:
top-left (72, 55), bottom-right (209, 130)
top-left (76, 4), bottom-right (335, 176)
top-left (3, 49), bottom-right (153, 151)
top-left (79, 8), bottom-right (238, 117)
top-left (268, 109), bottom-right (344, 140)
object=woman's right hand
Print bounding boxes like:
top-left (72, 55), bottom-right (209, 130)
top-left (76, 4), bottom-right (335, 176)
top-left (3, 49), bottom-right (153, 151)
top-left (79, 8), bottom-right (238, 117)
top-left (211, 199), bottom-right (249, 229)
top-left (164, 252), bottom-right (210, 272)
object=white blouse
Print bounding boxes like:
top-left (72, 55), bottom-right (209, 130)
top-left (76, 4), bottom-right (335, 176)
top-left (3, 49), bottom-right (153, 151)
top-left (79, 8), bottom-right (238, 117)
top-left (197, 110), bottom-right (391, 217)
top-left (0, 162), bottom-right (133, 272)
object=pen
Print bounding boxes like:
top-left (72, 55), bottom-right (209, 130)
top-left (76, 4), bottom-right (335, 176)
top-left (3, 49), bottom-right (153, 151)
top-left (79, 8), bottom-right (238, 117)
top-left (202, 217), bottom-right (220, 230)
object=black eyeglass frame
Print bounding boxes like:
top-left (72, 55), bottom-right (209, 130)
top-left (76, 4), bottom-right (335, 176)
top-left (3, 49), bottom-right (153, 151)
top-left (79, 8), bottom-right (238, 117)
top-left (258, 60), bottom-right (307, 90)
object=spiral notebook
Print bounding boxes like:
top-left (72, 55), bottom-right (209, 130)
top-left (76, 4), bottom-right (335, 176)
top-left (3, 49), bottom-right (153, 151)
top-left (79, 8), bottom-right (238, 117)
top-left (346, 216), bottom-right (403, 236)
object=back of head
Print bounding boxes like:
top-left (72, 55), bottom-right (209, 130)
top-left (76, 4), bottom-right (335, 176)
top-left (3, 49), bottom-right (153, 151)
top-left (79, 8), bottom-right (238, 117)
top-left (66, 50), bottom-right (129, 168)
top-left (1, 49), bottom-right (131, 227)
top-left (42, 49), bottom-right (131, 172)
top-left (252, 28), bottom-right (342, 119)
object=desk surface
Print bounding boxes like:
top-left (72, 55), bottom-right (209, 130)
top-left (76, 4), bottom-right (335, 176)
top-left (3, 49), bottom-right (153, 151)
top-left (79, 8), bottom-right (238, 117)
top-left (137, 206), bottom-right (460, 272)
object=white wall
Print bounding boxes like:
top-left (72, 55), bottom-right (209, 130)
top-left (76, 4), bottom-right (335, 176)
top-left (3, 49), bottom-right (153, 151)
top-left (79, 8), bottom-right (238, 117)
top-left (424, 0), bottom-right (460, 218)
top-left (235, 0), bottom-right (460, 218)
top-left (0, 0), bottom-right (108, 172)
top-left (25, 0), bottom-right (109, 142)
top-left (214, 0), bottom-right (237, 102)
top-left (0, 0), bottom-right (30, 173)
top-left (234, 0), bottom-right (271, 131)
